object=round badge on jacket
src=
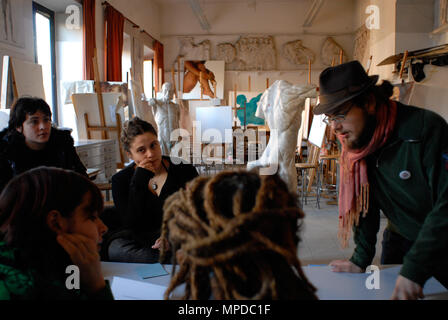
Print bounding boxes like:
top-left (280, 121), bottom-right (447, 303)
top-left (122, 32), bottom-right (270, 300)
top-left (399, 170), bottom-right (411, 180)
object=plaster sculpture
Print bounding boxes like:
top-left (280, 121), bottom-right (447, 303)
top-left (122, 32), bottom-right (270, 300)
top-left (353, 25), bottom-right (370, 67)
top-left (247, 80), bottom-right (317, 193)
top-left (148, 82), bottom-right (180, 155)
top-left (321, 37), bottom-right (348, 66)
top-left (176, 37), bottom-right (211, 62)
top-left (235, 36), bottom-right (276, 70)
top-left (282, 39), bottom-right (316, 65)
top-left (216, 42), bottom-right (237, 64)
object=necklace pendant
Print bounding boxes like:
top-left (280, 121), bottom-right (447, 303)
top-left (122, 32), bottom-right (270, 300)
top-left (152, 182), bottom-right (158, 190)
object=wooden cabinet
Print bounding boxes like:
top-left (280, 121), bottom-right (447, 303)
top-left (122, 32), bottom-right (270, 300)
top-left (75, 139), bottom-right (117, 183)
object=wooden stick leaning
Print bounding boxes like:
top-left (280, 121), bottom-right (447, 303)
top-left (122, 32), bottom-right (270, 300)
top-left (399, 50), bottom-right (409, 79)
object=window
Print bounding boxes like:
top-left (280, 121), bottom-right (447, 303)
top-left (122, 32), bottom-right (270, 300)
top-left (32, 2), bottom-right (58, 124)
top-left (143, 59), bottom-right (154, 99)
top-left (143, 44), bottom-right (154, 99)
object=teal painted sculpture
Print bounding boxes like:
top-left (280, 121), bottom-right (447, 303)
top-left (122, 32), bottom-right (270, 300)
top-left (236, 93), bottom-right (265, 125)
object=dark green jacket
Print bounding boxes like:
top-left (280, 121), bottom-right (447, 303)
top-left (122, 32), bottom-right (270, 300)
top-left (349, 103), bottom-right (448, 286)
top-left (0, 242), bottom-right (114, 300)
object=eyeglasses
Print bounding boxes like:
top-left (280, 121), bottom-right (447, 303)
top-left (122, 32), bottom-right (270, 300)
top-left (322, 105), bottom-right (352, 125)
top-left (323, 114), bottom-right (347, 125)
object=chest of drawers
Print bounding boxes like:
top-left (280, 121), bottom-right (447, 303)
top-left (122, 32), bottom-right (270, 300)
top-left (75, 139), bottom-right (118, 183)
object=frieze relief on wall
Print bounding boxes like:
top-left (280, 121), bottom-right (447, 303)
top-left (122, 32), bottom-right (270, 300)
top-left (321, 37), bottom-right (348, 66)
top-left (282, 39), bottom-right (315, 66)
top-left (353, 24), bottom-right (370, 68)
top-left (234, 36), bottom-right (276, 71)
top-left (171, 35), bottom-right (350, 71)
top-left (176, 37), bottom-right (211, 61)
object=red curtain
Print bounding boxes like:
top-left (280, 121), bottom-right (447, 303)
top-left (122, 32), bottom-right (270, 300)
top-left (82, 0), bottom-right (96, 80)
top-left (153, 40), bottom-right (164, 93)
top-left (104, 5), bottom-right (124, 81)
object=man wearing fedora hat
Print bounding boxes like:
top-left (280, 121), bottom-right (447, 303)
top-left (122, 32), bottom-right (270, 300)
top-left (313, 60), bottom-right (448, 300)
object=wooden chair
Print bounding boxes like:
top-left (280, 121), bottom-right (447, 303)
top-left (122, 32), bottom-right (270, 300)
top-left (295, 141), bottom-right (321, 208)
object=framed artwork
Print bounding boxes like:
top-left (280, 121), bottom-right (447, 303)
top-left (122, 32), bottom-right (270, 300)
top-left (0, 0), bottom-right (26, 48)
top-left (228, 91), bottom-right (265, 126)
top-left (182, 60), bottom-right (224, 100)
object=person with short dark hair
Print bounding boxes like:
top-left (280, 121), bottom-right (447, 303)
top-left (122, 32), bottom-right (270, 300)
top-left (0, 167), bottom-right (112, 300)
top-left (313, 60), bottom-right (448, 300)
top-left (0, 97), bottom-right (87, 193)
top-left (108, 117), bottom-right (198, 263)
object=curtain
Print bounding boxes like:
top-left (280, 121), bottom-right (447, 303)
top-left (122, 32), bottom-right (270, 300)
top-left (153, 40), bottom-right (164, 93)
top-left (104, 5), bottom-right (124, 81)
top-left (82, 0), bottom-right (96, 80)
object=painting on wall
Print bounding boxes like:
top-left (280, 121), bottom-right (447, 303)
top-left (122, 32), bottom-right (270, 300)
top-left (0, 0), bottom-right (25, 48)
top-left (182, 60), bottom-right (224, 100)
top-left (228, 91), bottom-right (265, 126)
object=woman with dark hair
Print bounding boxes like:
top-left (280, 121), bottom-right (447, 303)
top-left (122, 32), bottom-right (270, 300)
top-left (0, 167), bottom-right (112, 300)
top-left (160, 170), bottom-right (317, 300)
top-left (108, 117), bottom-right (198, 263)
top-left (0, 96), bottom-right (87, 193)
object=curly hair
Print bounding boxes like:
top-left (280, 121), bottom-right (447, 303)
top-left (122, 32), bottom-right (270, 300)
top-left (160, 169), bottom-right (317, 300)
top-left (120, 117), bottom-right (157, 152)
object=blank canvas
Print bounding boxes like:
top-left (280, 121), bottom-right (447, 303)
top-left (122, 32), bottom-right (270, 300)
top-left (71, 92), bottom-right (123, 162)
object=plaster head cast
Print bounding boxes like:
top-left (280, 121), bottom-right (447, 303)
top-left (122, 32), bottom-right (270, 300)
top-left (161, 82), bottom-right (174, 102)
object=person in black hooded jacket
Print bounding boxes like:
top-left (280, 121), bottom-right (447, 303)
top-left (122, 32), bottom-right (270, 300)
top-left (0, 97), bottom-right (87, 193)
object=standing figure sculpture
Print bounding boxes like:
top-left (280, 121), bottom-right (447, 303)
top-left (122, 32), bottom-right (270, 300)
top-left (247, 80), bottom-right (317, 193)
top-left (148, 83), bottom-right (180, 156)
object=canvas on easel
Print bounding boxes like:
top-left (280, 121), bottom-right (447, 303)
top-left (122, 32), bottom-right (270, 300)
top-left (1, 56), bottom-right (46, 109)
top-left (308, 113), bottom-right (327, 148)
top-left (71, 92), bottom-right (126, 166)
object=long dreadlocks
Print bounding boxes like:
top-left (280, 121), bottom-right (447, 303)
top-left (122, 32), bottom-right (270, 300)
top-left (160, 169), bottom-right (317, 300)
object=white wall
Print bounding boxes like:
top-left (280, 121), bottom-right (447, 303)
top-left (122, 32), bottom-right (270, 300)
top-left (0, 0), bottom-right (35, 104)
top-left (160, 0), bottom-right (357, 102)
top-left (353, 0), bottom-right (397, 81)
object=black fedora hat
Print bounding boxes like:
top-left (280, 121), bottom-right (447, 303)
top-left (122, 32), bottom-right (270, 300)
top-left (313, 60), bottom-right (379, 115)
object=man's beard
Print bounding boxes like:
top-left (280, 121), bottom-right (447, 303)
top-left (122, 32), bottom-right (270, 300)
top-left (347, 114), bottom-right (377, 150)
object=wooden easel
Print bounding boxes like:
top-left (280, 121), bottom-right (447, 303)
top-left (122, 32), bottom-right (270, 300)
top-left (83, 49), bottom-right (125, 168)
top-left (232, 84), bottom-right (247, 130)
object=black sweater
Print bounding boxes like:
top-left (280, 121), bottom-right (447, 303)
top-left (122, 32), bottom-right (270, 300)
top-left (0, 127), bottom-right (87, 192)
top-left (111, 156), bottom-right (198, 247)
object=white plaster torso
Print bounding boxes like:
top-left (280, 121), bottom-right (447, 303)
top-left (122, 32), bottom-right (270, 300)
top-left (149, 98), bottom-right (180, 156)
top-left (247, 80), bottom-right (317, 193)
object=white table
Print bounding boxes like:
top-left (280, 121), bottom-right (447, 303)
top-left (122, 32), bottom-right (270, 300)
top-left (101, 262), bottom-right (447, 300)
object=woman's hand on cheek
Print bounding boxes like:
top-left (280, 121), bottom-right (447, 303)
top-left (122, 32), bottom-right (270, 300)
top-left (56, 233), bottom-right (106, 294)
top-left (137, 158), bottom-right (156, 173)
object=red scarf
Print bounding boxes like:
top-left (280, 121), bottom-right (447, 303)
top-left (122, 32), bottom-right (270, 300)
top-left (337, 100), bottom-right (397, 248)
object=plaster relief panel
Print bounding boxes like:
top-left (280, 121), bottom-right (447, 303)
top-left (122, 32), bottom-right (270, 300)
top-left (176, 37), bottom-right (211, 62)
top-left (235, 36), bottom-right (276, 71)
top-left (216, 42), bottom-right (236, 64)
top-left (353, 25), bottom-right (371, 68)
top-left (282, 39), bottom-right (315, 66)
top-left (321, 37), bottom-right (348, 66)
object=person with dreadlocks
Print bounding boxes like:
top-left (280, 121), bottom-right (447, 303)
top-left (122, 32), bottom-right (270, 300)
top-left (313, 60), bottom-right (448, 300)
top-left (159, 170), bottom-right (317, 300)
